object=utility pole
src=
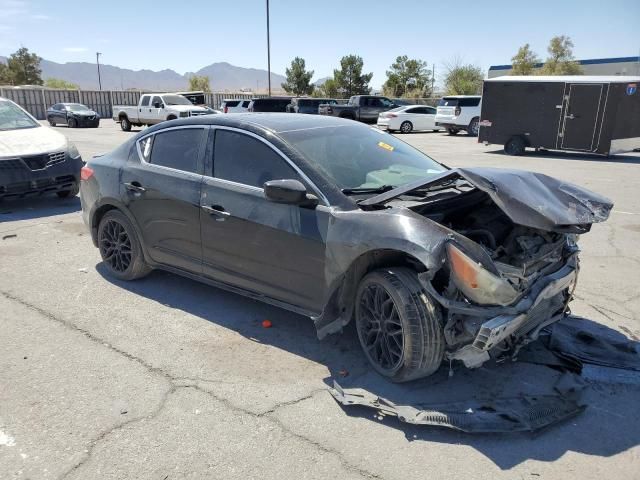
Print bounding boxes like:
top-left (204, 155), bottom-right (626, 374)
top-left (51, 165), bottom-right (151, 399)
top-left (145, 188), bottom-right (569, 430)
top-left (96, 52), bottom-right (102, 91)
top-left (266, 0), bottom-right (271, 96)
top-left (431, 64), bottom-right (435, 96)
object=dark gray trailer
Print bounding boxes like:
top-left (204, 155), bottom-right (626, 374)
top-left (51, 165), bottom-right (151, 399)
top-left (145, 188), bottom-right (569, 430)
top-left (478, 76), bottom-right (640, 156)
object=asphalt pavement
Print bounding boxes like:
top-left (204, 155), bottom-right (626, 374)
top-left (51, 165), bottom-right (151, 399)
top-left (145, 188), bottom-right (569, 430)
top-left (1, 120), bottom-right (639, 479)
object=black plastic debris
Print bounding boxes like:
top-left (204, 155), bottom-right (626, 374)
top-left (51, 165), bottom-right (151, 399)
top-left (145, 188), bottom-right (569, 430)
top-left (548, 317), bottom-right (640, 371)
top-left (329, 381), bottom-right (585, 433)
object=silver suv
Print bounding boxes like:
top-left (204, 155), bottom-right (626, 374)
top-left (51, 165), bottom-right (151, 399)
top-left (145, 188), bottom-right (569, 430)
top-left (435, 95), bottom-right (482, 136)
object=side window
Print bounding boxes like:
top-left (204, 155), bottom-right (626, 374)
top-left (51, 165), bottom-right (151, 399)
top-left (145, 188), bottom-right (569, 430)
top-left (405, 107), bottom-right (421, 114)
top-left (140, 96), bottom-right (150, 107)
top-left (151, 96), bottom-right (162, 107)
top-left (426, 106), bottom-right (437, 114)
top-left (380, 98), bottom-right (395, 108)
top-left (146, 128), bottom-right (203, 174)
top-left (138, 136), bottom-right (153, 161)
top-left (213, 130), bottom-right (300, 188)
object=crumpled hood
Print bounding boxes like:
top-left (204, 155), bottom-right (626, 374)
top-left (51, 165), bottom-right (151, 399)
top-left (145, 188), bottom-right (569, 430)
top-left (0, 126), bottom-right (68, 157)
top-left (458, 167), bottom-right (613, 231)
top-left (362, 167), bottom-right (613, 232)
top-left (70, 110), bottom-right (98, 116)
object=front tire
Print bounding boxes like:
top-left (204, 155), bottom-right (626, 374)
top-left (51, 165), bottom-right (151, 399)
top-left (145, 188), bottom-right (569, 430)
top-left (400, 121), bottom-right (413, 134)
top-left (98, 210), bottom-right (151, 281)
top-left (447, 127), bottom-right (459, 135)
top-left (355, 268), bottom-right (445, 382)
top-left (68, 118), bottom-right (78, 128)
top-left (120, 117), bottom-right (132, 131)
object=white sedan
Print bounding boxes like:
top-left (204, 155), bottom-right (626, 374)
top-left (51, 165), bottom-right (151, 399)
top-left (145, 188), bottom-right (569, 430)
top-left (377, 105), bottom-right (443, 134)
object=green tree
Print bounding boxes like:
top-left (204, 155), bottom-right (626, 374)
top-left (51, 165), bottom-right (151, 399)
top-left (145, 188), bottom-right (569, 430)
top-left (44, 78), bottom-right (79, 89)
top-left (333, 55), bottom-right (373, 98)
top-left (313, 77), bottom-right (339, 98)
top-left (540, 35), bottom-right (583, 75)
top-left (382, 55), bottom-right (433, 98)
top-left (281, 57), bottom-right (314, 96)
top-left (0, 62), bottom-right (12, 85)
top-left (443, 60), bottom-right (484, 95)
top-left (7, 47), bottom-right (43, 85)
top-left (511, 44), bottom-right (540, 75)
top-left (188, 75), bottom-right (211, 93)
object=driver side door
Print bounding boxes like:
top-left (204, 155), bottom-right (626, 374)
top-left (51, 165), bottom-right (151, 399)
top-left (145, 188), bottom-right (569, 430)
top-left (199, 127), bottom-right (329, 313)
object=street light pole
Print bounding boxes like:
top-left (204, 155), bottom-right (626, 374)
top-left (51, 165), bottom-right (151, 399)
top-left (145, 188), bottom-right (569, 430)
top-left (96, 52), bottom-right (102, 91)
top-left (266, 0), bottom-right (271, 96)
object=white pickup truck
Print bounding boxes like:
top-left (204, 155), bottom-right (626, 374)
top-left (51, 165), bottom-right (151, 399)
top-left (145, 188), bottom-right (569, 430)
top-left (112, 93), bottom-right (211, 131)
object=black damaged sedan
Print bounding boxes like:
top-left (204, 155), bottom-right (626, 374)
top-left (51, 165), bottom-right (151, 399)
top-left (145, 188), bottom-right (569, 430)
top-left (80, 114), bottom-right (612, 382)
top-left (47, 103), bottom-right (100, 128)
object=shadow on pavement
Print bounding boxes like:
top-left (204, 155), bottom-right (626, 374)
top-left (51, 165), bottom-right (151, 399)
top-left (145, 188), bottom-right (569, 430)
top-left (97, 265), bottom-right (640, 469)
top-left (0, 196), bottom-right (81, 222)
top-left (486, 148), bottom-right (640, 164)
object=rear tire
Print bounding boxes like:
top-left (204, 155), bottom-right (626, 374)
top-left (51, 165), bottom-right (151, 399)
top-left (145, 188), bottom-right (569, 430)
top-left (48, 117), bottom-right (56, 127)
top-left (400, 121), bottom-right (413, 134)
top-left (504, 136), bottom-right (527, 156)
top-left (355, 267), bottom-right (445, 382)
top-left (98, 210), bottom-right (151, 281)
top-left (120, 117), bottom-right (132, 131)
top-left (56, 184), bottom-right (79, 198)
top-left (447, 127), bottom-right (459, 135)
top-left (467, 117), bottom-right (479, 136)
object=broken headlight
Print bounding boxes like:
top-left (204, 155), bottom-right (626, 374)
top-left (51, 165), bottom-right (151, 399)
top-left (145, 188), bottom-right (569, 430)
top-left (446, 243), bottom-right (519, 306)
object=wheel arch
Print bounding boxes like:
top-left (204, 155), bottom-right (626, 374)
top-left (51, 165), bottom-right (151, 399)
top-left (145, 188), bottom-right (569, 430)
top-left (90, 200), bottom-right (151, 262)
top-left (314, 248), bottom-right (428, 339)
top-left (118, 112), bottom-right (129, 121)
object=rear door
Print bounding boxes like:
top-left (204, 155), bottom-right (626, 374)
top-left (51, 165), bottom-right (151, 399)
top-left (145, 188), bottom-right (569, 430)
top-left (121, 125), bottom-right (207, 273)
top-left (561, 83), bottom-right (604, 151)
top-left (199, 127), bottom-right (328, 312)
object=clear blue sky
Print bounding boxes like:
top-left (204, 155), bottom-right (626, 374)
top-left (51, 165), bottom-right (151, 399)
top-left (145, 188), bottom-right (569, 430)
top-left (1, 0), bottom-right (638, 87)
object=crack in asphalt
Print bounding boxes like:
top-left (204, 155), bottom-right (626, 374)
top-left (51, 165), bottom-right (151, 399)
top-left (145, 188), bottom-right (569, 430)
top-left (1, 289), bottom-right (382, 480)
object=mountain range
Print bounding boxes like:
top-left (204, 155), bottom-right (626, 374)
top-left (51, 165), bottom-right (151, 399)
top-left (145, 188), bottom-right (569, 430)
top-left (0, 56), bottom-right (288, 92)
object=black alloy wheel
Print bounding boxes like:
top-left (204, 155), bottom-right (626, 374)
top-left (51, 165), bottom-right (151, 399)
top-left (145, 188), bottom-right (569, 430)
top-left (97, 211), bottom-right (151, 280)
top-left (68, 117), bottom-right (78, 128)
top-left (357, 282), bottom-right (405, 372)
top-left (355, 268), bottom-right (445, 382)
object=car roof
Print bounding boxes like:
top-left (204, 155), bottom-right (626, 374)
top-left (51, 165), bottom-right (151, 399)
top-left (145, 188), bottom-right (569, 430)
top-left (441, 95), bottom-right (481, 98)
top-left (147, 112), bottom-right (354, 134)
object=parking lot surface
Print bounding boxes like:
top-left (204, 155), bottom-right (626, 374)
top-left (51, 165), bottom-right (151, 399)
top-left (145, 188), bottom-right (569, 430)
top-left (1, 121), bottom-right (639, 479)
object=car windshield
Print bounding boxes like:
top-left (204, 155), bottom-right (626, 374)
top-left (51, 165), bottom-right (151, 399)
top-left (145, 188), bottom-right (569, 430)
top-left (0, 100), bottom-right (40, 131)
top-left (280, 123), bottom-right (446, 190)
top-left (162, 95), bottom-right (193, 106)
top-left (66, 104), bottom-right (90, 111)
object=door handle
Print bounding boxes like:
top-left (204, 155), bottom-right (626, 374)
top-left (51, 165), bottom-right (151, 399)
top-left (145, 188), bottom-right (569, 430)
top-left (201, 205), bottom-right (230, 220)
top-left (124, 182), bottom-right (146, 194)
top-left (566, 114), bottom-right (576, 120)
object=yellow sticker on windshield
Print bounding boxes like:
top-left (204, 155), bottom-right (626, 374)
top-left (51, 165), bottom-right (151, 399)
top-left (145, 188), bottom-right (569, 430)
top-left (377, 141), bottom-right (394, 152)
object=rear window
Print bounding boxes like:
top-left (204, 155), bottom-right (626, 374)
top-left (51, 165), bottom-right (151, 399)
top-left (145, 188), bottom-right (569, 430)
top-left (438, 98), bottom-right (458, 107)
top-left (224, 100), bottom-right (240, 107)
top-left (459, 97), bottom-right (481, 107)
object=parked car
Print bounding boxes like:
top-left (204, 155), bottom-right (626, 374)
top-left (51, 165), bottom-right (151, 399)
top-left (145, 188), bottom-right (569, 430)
top-left (221, 99), bottom-right (251, 113)
top-left (479, 75), bottom-right (640, 156)
top-left (46, 103), bottom-right (100, 128)
top-left (247, 97), bottom-right (292, 112)
top-left (1, 97), bottom-right (83, 199)
top-left (318, 95), bottom-right (398, 123)
top-left (80, 114), bottom-right (612, 382)
top-left (286, 98), bottom-right (338, 114)
top-left (175, 91), bottom-right (207, 107)
top-left (112, 93), bottom-right (211, 131)
top-left (435, 95), bottom-right (482, 136)
top-left (377, 105), bottom-right (443, 133)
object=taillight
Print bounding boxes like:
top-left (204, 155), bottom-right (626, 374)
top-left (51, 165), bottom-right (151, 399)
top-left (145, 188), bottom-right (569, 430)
top-left (327, 106), bottom-right (333, 114)
top-left (224, 106), bottom-right (228, 113)
top-left (80, 166), bottom-right (94, 181)
top-left (454, 106), bottom-right (461, 116)
top-left (387, 113), bottom-right (397, 118)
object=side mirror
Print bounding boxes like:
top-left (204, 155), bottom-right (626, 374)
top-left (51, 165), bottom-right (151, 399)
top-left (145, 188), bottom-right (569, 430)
top-left (154, 102), bottom-right (163, 109)
top-left (264, 179), bottom-right (317, 207)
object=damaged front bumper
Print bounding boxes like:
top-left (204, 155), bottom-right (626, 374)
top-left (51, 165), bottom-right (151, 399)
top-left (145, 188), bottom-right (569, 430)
top-left (422, 257), bottom-right (578, 369)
